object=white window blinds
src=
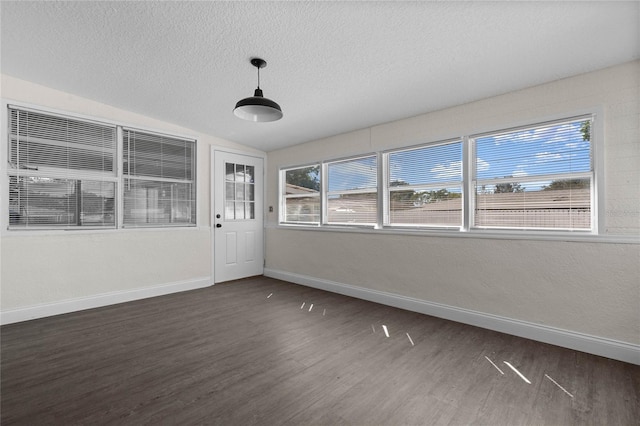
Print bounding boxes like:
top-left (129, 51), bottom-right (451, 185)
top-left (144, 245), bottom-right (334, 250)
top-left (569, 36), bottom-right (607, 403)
top-left (123, 129), bottom-right (194, 181)
top-left (472, 117), bottom-right (593, 230)
top-left (122, 129), bottom-right (196, 227)
top-left (326, 155), bottom-right (377, 225)
top-left (8, 107), bottom-right (117, 229)
top-left (9, 107), bottom-right (116, 174)
top-left (387, 141), bottom-right (463, 227)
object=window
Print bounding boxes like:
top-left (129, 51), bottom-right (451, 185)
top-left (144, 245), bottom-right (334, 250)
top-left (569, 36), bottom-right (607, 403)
top-left (122, 129), bottom-right (196, 227)
top-left (387, 140), bottom-right (463, 227)
top-left (281, 164), bottom-right (320, 224)
top-left (277, 114), bottom-right (597, 235)
top-left (6, 106), bottom-right (197, 230)
top-left (8, 107), bottom-right (117, 229)
top-left (472, 117), bottom-right (593, 231)
top-left (224, 162), bottom-right (255, 220)
top-left (326, 155), bottom-right (377, 225)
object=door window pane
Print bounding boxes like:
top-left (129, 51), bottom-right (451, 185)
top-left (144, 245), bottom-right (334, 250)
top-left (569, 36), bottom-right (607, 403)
top-left (224, 162), bottom-right (256, 220)
top-left (245, 165), bottom-right (255, 183)
top-left (226, 163), bottom-right (235, 181)
top-left (246, 202), bottom-right (255, 219)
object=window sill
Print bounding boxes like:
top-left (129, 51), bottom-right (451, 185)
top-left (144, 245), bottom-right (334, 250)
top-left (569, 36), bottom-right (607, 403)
top-left (2, 225), bottom-right (205, 238)
top-left (271, 222), bottom-right (639, 245)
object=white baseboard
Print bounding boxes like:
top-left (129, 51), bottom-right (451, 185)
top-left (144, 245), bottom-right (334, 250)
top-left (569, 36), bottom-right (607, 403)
top-left (264, 268), bottom-right (640, 366)
top-left (1, 277), bottom-right (212, 325)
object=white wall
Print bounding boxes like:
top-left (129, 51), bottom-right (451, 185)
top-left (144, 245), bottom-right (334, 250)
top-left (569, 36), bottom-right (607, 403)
top-left (0, 75), bottom-right (263, 320)
top-left (265, 62), bottom-right (640, 357)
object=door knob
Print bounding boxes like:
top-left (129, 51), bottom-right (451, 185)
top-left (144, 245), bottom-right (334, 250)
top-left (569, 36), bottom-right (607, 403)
top-left (216, 224), bottom-right (222, 228)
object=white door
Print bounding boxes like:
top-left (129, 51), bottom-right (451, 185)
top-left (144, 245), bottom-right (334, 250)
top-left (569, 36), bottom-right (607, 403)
top-left (213, 150), bottom-right (264, 283)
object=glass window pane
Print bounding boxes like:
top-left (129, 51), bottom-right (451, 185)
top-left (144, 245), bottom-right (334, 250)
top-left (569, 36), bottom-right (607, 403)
top-left (235, 202), bottom-right (245, 220)
top-left (326, 192), bottom-right (377, 224)
top-left (389, 187), bottom-right (462, 227)
top-left (80, 180), bottom-right (117, 226)
top-left (235, 164), bottom-right (245, 182)
top-left (123, 179), bottom-right (195, 226)
top-left (389, 142), bottom-right (462, 186)
top-left (225, 201), bottom-right (235, 220)
top-left (226, 163), bottom-right (235, 181)
top-left (387, 141), bottom-right (463, 227)
top-left (246, 183), bottom-right (255, 202)
top-left (473, 117), bottom-right (593, 231)
top-left (235, 183), bottom-right (245, 201)
top-left (245, 165), bottom-right (255, 183)
top-left (9, 176), bottom-right (116, 229)
top-left (282, 164), bottom-right (321, 225)
top-left (475, 119), bottom-right (592, 181)
top-left (246, 202), bottom-right (255, 219)
top-left (123, 130), bottom-right (193, 180)
top-left (285, 166), bottom-right (320, 192)
top-left (326, 156), bottom-right (377, 225)
top-left (284, 196), bottom-right (320, 223)
top-left (9, 108), bottom-right (116, 174)
top-left (474, 180), bottom-right (591, 230)
top-left (225, 182), bottom-right (234, 201)
top-left (328, 156), bottom-right (377, 192)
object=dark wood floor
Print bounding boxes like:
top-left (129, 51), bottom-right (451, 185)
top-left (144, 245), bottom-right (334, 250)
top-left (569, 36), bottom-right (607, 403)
top-left (2, 276), bottom-right (639, 425)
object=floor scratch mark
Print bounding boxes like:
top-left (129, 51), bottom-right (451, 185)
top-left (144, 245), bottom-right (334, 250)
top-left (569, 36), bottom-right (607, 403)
top-left (545, 374), bottom-right (574, 398)
top-left (504, 361), bottom-right (531, 384)
top-left (406, 333), bottom-right (414, 346)
top-left (485, 356), bottom-right (504, 375)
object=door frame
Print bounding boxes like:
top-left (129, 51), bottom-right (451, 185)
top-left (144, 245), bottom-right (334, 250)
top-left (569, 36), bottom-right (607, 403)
top-left (210, 146), bottom-right (267, 284)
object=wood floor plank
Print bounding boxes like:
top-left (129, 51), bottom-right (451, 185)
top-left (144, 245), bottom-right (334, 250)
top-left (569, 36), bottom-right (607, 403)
top-left (2, 276), bottom-right (639, 425)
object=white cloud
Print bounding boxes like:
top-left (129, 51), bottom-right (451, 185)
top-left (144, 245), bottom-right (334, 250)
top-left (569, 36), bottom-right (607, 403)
top-left (492, 129), bottom-right (543, 145)
top-left (535, 152), bottom-right (562, 162)
top-left (431, 161), bottom-right (461, 179)
top-left (543, 124), bottom-right (580, 145)
top-left (476, 158), bottom-right (490, 172)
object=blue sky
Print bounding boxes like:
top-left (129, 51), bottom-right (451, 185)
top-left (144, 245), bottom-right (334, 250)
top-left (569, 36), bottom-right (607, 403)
top-left (475, 120), bottom-right (590, 182)
top-left (326, 119), bottom-right (590, 193)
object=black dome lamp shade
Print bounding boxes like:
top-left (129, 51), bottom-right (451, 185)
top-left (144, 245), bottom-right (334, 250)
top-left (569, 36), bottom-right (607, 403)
top-left (233, 58), bottom-right (283, 122)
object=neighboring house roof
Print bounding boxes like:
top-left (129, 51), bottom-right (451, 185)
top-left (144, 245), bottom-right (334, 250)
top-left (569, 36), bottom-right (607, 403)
top-left (285, 183), bottom-right (318, 195)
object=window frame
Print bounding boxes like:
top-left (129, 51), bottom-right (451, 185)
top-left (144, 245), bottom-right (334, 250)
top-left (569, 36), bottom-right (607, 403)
top-left (279, 163), bottom-right (322, 225)
top-left (6, 105), bottom-right (119, 230)
top-left (121, 127), bottom-right (197, 228)
top-left (3, 102), bottom-right (198, 232)
top-left (277, 112), bottom-right (604, 238)
top-left (469, 114), bottom-right (596, 233)
top-left (383, 138), bottom-right (464, 230)
top-left (323, 153), bottom-right (379, 227)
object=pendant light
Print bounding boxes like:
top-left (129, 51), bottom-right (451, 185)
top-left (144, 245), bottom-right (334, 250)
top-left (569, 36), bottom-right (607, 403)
top-left (233, 58), bottom-right (283, 122)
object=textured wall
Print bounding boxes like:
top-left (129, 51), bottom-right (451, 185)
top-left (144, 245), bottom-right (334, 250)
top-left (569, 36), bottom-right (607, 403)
top-left (265, 61), bottom-right (640, 344)
top-left (266, 228), bottom-right (640, 344)
top-left (1, 230), bottom-right (211, 308)
top-left (0, 75), bottom-right (263, 311)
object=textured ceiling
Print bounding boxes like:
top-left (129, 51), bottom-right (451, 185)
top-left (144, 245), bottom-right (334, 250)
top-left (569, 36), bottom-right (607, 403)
top-left (1, 1), bottom-right (638, 152)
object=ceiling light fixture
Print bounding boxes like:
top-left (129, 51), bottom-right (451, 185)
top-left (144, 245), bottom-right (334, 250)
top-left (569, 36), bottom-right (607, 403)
top-left (233, 58), bottom-right (283, 122)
